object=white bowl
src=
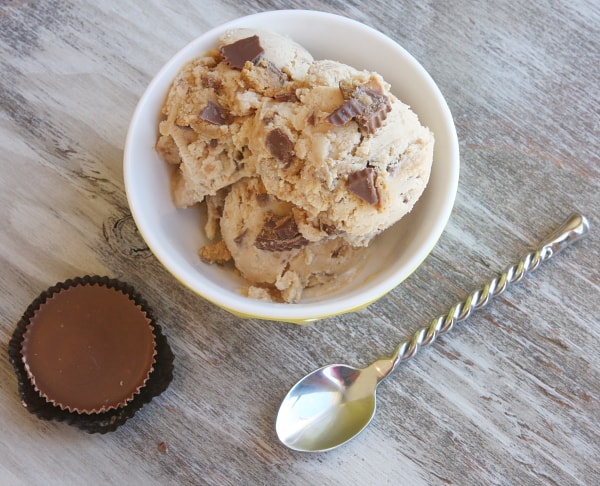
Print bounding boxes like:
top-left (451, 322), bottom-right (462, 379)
top-left (124, 10), bottom-right (459, 324)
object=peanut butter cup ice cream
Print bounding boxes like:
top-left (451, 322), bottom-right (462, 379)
top-left (157, 29), bottom-right (434, 302)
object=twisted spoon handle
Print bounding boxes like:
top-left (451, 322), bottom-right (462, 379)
top-left (385, 212), bottom-right (589, 373)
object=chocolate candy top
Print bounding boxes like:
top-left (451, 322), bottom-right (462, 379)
top-left (21, 283), bottom-right (156, 414)
top-left (266, 128), bottom-right (295, 168)
top-left (220, 35), bottom-right (264, 69)
top-left (327, 81), bottom-right (392, 134)
top-left (200, 101), bottom-right (229, 125)
top-left (347, 167), bottom-right (379, 205)
top-left (255, 214), bottom-right (309, 252)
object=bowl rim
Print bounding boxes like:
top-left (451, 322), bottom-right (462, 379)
top-left (124, 9), bottom-right (459, 323)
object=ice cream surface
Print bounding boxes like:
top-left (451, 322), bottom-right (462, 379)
top-left (156, 28), bottom-right (434, 302)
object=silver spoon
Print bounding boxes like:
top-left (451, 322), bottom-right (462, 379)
top-left (276, 212), bottom-right (590, 452)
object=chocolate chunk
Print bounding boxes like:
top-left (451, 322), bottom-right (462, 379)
top-left (273, 91), bottom-right (299, 102)
top-left (201, 74), bottom-right (222, 92)
top-left (261, 59), bottom-right (287, 86)
top-left (273, 216), bottom-right (300, 240)
top-left (321, 223), bottom-right (338, 235)
top-left (356, 88), bottom-right (392, 134)
top-left (241, 58), bottom-right (296, 98)
top-left (347, 167), bottom-right (379, 205)
top-left (266, 128), bottom-right (294, 168)
top-left (220, 35), bottom-right (264, 69)
top-left (255, 214), bottom-right (309, 252)
top-left (327, 82), bottom-right (392, 134)
top-left (199, 101), bottom-right (229, 125)
top-left (326, 98), bottom-right (364, 126)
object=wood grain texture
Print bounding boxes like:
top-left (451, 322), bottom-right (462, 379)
top-left (1, 1), bottom-right (598, 484)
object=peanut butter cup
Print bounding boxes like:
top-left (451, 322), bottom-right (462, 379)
top-left (8, 276), bottom-right (174, 433)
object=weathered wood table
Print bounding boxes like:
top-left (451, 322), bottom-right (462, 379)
top-left (1, 1), bottom-right (598, 484)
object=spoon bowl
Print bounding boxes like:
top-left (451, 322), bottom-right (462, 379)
top-left (276, 364), bottom-right (380, 452)
top-left (276, 213), bottom-right (589, 452)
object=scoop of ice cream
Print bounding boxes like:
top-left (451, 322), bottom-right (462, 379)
top-left (220, 178), bottom-right (365, 303)
top-left (250, 59), bottom-right (434, 246)
top-left (156, 29), bottom-right (313, 207)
